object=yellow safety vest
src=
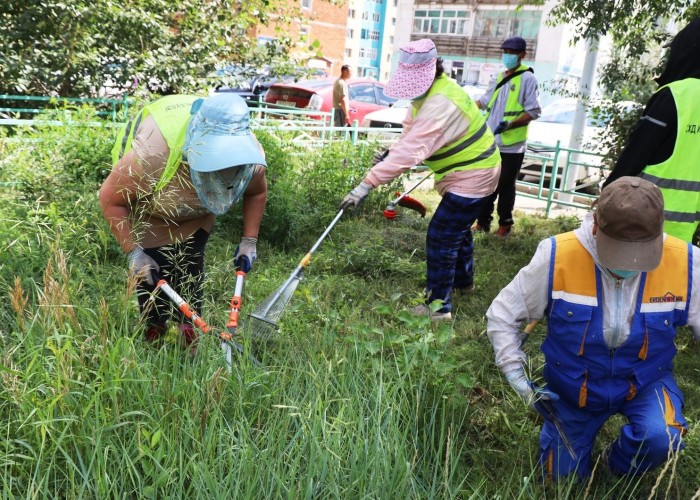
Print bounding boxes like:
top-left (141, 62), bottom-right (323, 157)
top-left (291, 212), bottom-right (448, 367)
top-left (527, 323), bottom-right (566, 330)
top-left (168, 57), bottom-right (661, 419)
top-left (412, 75), bottom-right (500, 181)
top-left (486, 65), bottom-right (531, 146)
top-left (111, 95), bottom-right (200, 192)
top-left (640, 78), bottom-right (700, 242)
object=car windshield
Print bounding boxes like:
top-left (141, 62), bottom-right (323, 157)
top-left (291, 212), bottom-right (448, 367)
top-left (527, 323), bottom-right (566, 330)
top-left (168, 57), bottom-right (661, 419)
top-left (539, 100), bottom-right (599, 127)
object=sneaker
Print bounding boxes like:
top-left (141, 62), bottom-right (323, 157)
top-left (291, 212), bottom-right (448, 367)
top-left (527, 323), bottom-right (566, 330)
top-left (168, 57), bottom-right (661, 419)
top-left (410, 304), bottom-right (452, 321)
top-left (495, 225), bottom-right (512, 239)
top-left (144, 324), bottom-right (166, 343)
top-left (472, 223), bottom-right (490, 233)
top-left (179, 323), bottom-right (199, 354)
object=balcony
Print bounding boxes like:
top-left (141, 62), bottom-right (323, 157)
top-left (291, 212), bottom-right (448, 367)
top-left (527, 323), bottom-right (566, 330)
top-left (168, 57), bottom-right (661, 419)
top-left (410, 34), bottom-right (537, 59)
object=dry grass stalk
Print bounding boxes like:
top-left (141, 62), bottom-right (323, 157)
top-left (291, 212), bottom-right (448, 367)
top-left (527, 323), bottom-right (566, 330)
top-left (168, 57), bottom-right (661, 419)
top-left (10, 276), bottom-right (29, 330)
top-left (38, 249), bottom-right (79, 331)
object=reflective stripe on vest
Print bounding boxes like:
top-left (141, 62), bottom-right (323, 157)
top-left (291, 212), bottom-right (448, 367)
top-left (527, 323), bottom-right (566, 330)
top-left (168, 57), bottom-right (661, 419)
top-left (641, 78), bottom-right (700, 242)
top-left (412, 75), bottom-right (500, 181)
top-left (486, 65), bottom-right (530, 146)
top-left (111, 95), bottom-right (200, 192)
top-left (542, 232), bottom-right (691, 411)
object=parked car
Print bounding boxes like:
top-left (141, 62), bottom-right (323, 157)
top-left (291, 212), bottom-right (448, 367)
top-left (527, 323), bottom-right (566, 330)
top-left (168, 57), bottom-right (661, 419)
top-left (527, 97), bottom-right (639, 154)
top-left (264, 78), bottom-right (397, 124)
top-left (211, 65), bottom-right (327, 107)
top-left (521, 97), bottom-right (640, 192)
top-left (360, 84), bottom-right (486, 135)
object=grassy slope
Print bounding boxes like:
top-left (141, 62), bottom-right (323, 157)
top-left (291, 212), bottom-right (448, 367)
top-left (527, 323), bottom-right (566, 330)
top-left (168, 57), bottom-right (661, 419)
top-left (1, 185), bottom-right (699, 498)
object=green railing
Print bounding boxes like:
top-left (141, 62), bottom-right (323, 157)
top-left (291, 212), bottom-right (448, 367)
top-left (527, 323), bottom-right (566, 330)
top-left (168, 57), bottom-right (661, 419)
top-left (0, 96), bottom-right (610, 213)
top-left (0, 94), bottom-right (132, 123)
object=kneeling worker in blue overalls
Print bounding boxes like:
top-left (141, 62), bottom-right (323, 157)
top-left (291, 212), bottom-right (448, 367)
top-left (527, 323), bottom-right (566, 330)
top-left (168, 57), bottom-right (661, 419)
top-left (487, 176), bottom-right (700, 480)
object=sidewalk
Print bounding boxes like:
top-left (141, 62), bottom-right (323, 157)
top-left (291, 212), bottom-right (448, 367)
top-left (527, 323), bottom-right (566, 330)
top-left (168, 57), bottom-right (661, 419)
top-left (404, 172), bottom-right (589, 220)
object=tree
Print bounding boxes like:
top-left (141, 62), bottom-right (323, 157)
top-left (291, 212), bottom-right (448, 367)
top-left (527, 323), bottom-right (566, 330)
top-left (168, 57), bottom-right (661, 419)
top-left (0, 0), bottom-right (306, 97)
top-left (546, 0), bottom-right (700, 171)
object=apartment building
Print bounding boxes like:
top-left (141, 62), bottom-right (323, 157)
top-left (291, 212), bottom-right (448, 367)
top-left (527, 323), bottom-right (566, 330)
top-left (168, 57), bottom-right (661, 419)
top-left (393, 0), bottom-right (581, 103)
top-left (344, 0), bottom-right (398, 81)
top-left (254, 0), bottom-right (349, 75)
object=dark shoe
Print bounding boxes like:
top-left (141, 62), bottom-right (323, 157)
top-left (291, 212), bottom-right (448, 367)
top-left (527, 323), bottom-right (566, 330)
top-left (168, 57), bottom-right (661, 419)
top-left (179, 323), bottom-right (199, 354)
top-left (144, 324), bottom-right (166, 343)
top-left (472, 223), bottom-right (490, 233)
top-left (453, 284), bottom-right (476, 296)
top-left (495, 225), bottom-right (512, 239)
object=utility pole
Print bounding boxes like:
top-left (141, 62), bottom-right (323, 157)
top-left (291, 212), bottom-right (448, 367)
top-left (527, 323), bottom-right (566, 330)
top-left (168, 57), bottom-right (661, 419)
top-left (560, 37), bottom-right (599, 205)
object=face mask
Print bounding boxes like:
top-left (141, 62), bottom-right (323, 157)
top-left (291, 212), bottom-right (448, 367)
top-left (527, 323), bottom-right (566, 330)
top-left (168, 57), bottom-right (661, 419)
top-left (502, 53), bottom-right (519, 70)
top-left (190, 165), bottom-right (255, 215)
top-left (608, 269), bottom-right (640, 280)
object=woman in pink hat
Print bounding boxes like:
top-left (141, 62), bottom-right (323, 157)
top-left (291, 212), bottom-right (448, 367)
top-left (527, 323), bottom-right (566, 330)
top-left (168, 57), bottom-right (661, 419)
top-left (341, 38), bottom-right (502, 320)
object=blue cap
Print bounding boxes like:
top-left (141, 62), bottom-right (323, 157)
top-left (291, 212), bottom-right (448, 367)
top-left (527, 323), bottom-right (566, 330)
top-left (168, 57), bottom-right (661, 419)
top-left (501, 36), bottom-right (527, 52)
top-left (183, 93), bottom-right (267, 173)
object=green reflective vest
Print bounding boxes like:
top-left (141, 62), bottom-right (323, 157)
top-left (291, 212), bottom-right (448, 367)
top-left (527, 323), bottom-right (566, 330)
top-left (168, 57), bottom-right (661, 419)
top-left (640, 78), bottom-right (700, 242)
top-left (486, 65), bottom-right (530, 146)
top-left (412, 75), bottom-right (500, 181)
top-left (111, 95), bottom-right (200, 191)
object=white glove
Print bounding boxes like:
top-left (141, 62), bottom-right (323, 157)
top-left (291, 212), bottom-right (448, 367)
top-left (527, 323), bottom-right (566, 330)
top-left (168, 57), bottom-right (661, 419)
top-left (234, 237), bottom-right (257, 272)
top-left (127, 247), bottom-right (160, 286)
top-left (505, 367), bottom-right (559, 407)
top-left (340, 182), bottom-right (373, 211)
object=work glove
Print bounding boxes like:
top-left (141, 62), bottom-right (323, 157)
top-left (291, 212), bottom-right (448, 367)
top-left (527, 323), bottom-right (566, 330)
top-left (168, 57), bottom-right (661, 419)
top-left (233, 237), bottom-right (257, 273)
top-left (127, 247), bottom-right (160, 286)
top-left (340, 182), bottom-right (373, 211)
top-left (505, 368), bottom-right (559, 419)
top-left (493, 120), bottom-right (510, 135)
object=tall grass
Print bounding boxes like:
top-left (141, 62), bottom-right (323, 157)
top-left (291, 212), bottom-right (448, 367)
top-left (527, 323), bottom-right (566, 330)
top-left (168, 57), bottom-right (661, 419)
top-left (0, 113), bottom-right (698, 497)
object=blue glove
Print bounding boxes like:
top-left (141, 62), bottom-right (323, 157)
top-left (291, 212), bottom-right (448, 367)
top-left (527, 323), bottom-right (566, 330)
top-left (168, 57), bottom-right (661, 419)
top-left (233, 237), bottom-right (257, 273)
top-left (493, 120), bottom-right (510, 135)
top-left (530, 382), bottom-right (560, 421)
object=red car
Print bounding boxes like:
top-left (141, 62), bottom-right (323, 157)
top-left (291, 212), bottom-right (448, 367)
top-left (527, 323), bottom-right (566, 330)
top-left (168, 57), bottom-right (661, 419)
top-left (264, 78), bottom-right (397, 124)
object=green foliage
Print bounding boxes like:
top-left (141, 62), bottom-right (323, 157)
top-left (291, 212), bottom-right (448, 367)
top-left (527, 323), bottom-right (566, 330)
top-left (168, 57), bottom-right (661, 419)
top-left (2, 112), bottom-right (699, 497)
top-left (0, 0), bottom-right (306, 97)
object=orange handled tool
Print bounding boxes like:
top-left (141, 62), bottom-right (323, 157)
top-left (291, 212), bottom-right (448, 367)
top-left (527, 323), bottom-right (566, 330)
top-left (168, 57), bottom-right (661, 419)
top-left (156, 279), bottom-right (211, 334)
top-left (226, 270), bottom-right (246, 335)
top-left (153, 275), bottom-right (261, 367)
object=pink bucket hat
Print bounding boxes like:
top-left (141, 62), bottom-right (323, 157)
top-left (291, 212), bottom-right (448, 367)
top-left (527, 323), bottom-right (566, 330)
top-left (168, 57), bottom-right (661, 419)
top-left (385, 39), bottom-right (438, 99)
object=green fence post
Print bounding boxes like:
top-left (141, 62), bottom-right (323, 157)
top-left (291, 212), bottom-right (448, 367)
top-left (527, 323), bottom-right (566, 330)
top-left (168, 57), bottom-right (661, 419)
top-left (545, 141), bottom-right (561, 217)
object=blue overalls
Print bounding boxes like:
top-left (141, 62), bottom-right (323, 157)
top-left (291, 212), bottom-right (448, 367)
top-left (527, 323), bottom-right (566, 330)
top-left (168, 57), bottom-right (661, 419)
top-left (540, 232), bottom-right (691, 479)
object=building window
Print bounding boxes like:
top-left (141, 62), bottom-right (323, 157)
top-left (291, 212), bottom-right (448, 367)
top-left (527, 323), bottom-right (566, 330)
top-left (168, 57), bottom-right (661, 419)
top-left (372, 12), bottom-right (381, 22)
top-left (300, 26), bottom-right (310, 38)
top-left (348, 9), bottom-right (355, 18)
top-left (413, 9), bottom-right (470, 36)
top-left (393, 0), bottom-right (397, 6)
top-left (474, 9), bottom-right (542, 39)
top-left (390, 36), bottom-right (394, 44)
top-left (359, 48), bottom-right (366, 58)
top-left (301, 0), bottom-right (311, 9)
top-left (345, 48), bottom-right (352, 57)
top-left (362, 11), bottom-right (369, 20)
top-left (370, 30), bottom-right (380, 40)
top-left (361, 29), bottom-right (368, 39)
top-left (386, 54), bottom-right (391, 62)
top-left (347, 28), bottom-right (354, 38)
top-left (392, 17), bottom-right (396, 26)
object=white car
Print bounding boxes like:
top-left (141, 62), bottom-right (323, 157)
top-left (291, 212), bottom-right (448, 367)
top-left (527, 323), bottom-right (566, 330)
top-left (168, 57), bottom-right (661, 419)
top-left (361, 84), bottom-right (486, 135)
top-left (527, 98), bottom-right (639, 155)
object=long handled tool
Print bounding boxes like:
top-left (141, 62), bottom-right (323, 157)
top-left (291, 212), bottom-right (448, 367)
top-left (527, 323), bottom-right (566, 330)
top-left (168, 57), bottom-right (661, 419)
top-left (221, 268), bottom-right (247, 367)
top-left (383, 172), bottom-right (433, 220)
top-left (153, 275), bottom-right (261, 368)
top-left (249, 209), bottom-right (345, 339)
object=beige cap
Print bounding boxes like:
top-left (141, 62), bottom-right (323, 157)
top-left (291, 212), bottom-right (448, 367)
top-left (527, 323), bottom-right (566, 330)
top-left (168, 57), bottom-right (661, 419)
top-left (596, 176), bottom-right (664, 272)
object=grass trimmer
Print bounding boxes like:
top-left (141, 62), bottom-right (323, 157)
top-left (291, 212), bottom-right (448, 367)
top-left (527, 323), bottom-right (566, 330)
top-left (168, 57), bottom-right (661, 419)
top-left (153, 274), bottom-right (261, 368)
top-left (249, 209), bottom-right (345, 339)
top-left (383, 172), bottom-right (433, 220)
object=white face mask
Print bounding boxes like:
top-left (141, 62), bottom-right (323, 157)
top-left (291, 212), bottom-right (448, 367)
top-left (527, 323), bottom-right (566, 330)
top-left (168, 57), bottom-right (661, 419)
top-left (190, 165), bottom-right (255, 215)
